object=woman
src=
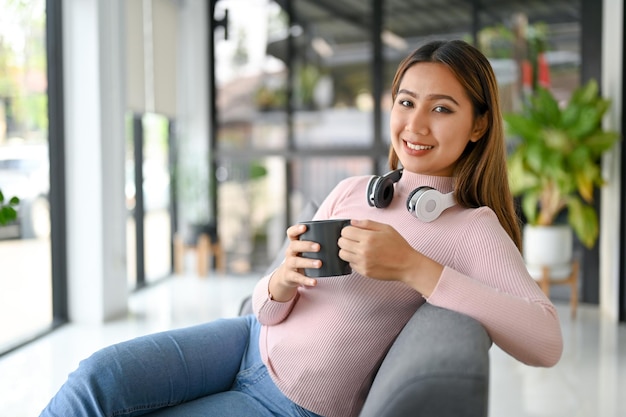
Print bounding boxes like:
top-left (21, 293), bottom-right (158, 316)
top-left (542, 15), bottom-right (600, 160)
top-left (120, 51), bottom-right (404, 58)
top-left (40, 39), bottom-right (562, 417)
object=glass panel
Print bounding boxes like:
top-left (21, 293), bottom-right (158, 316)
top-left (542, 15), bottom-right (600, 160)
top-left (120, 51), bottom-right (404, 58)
top-left (142, 113), bottom-right (172, 282)
top-left (292, 0), bottom-right (373, 149)
top-left (126, 113), bottom-right (172, 287)
top-left (472, 18), bottom-right (581, 112)
top-left (126, 213), bottom-right (136, 287)
top-left (0, 0), bottom-right (51, 351)
top-left (216, 0), bottom-right (288, 151)
top-left (217, 157), bottom-right (285, 273)
top-left (125, 115), bottom-right (137, 287)
top-left (212, 0), bottom-right (290, 273)
top-left (212, 1), bottom-right (381, 272)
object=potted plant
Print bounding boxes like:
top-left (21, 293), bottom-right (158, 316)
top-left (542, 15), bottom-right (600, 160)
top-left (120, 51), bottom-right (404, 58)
top-left (0, 188), bottom-right (19, 225)
top-left (505, 79), bottom-right (620, 277)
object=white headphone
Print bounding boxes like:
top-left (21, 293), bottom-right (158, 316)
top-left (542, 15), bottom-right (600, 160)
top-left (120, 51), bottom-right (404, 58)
top-left (366, 169), bottom-right (456, 222)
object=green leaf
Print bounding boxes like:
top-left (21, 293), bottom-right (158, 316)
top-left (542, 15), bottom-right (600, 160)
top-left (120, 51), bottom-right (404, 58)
top-left (568, 106), bottom-right (602, 139)
top-left (249, 162), bottom-right (268, 180)
top-left (567, 198), bottom-right (598, 249)
top-left (561, 103), bottom-right (581, 128)
top-left (508, 150), bottom-right (540, 194)
top-left (521, 193), bottom-right (539, 224)
top-left (567, 146), bottom-right (590, 167)
top-left (585, 131), bottom-right (620, 157)
top-left (504, 114), bottom-right (542, 143)
top-left (572, 79), bottom-right (599, 104)
top-left (530, 87), bottom-right (560, 126)
top-left (544, 129), bottom-right (570, 151)
top-left (0, 206), bottom-right (18, 226)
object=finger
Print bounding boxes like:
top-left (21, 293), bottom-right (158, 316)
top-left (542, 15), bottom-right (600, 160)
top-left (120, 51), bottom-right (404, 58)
top-left (286, 240), bottom-right (320, 257)
top-left (287, 224), bottom-right (308, 239)
top-left (338, 248), bottom-right (352, 263)
top-left (288, 253), bottom-right (322, 268)
top-left (338, 242), bottom-right (360, 260)
top-left (341, 223), bottom-right (371, 243)
top-left (289, 271), bottom-right (318, 287)
top-left (276, 264), bottom-right (318, 289)
top-left (349, 218), bottom-right (384, 230)
top-left (281, 261), bottom-right (319, 286)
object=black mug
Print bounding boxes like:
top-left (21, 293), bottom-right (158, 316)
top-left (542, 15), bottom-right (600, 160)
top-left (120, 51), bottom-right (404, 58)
top-left (298, 219), bottom-right (352, 277)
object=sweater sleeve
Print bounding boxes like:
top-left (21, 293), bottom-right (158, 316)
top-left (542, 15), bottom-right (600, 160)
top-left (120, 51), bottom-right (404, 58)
top-left (251, 272), bottom-right (299, 325)
top-left (426, 208), bottom-right (563, 367)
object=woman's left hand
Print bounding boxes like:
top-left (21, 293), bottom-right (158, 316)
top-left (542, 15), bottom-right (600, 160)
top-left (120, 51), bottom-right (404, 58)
top-left (338, 219), bottom-right (442, 295)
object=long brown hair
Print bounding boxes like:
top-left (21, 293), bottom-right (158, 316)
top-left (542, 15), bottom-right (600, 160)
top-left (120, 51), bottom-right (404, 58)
top-left (388, 39), bottom-right (522, 250)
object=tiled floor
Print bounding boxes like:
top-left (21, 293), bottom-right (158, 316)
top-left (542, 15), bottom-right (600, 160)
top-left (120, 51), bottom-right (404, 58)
top-left (1, 273), bottom-right (625, 417)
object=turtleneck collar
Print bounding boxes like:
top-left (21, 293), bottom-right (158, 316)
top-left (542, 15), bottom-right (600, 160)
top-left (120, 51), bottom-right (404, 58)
top-left (396, 169), bottom-right (455, 195)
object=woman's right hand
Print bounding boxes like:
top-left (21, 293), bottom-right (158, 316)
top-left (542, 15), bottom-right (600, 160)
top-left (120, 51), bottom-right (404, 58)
top-left (268, 224), bottom-right (320, 302)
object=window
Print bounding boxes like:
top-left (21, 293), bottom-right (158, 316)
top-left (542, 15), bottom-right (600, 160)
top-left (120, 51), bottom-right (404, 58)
top-left (0, 0), bottom-right (52, 352)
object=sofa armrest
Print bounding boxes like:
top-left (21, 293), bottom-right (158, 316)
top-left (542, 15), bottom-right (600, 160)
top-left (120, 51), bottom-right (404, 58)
top-left (359, 303), bottom-right (492, 417)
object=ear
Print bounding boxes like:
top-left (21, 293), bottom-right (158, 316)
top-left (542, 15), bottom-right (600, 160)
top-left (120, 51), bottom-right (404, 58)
top-left (470, 112), bottom-right (489, 142)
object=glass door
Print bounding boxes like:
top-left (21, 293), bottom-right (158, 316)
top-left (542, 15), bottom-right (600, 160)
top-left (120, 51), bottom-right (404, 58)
top-left (0, 0), bottom-right (52, 352)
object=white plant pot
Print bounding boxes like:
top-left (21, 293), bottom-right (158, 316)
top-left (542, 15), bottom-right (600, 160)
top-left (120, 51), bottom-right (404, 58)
top-left (523, 224), bottom-right (573, 281)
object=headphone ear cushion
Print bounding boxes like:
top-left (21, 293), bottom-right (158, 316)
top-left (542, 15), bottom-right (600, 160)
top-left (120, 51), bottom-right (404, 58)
top-left (367, 175), bottom-right (395, 208)
top-left (406, 186), bottom-right (432, 213)
top-left (366, 176), bottom-right (379, 207)
top-left (406, 187), bottom-right (455, 222)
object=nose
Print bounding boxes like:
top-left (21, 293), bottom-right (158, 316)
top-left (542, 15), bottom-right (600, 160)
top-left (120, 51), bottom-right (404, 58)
top-left (405, 106), bottom-right (429, 135)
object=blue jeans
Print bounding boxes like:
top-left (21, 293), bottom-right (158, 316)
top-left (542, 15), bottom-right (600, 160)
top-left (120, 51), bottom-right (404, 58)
top-left (39, 315), bottom-right (323, 417)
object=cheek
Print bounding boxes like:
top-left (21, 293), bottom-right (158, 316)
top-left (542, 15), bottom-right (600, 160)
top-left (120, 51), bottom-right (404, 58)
top-left (436, 120), bottom-right (473, 145)
top-left (442, 136), bottom-right (471, 156)
top-left (389, 112), bottom-right (405, 135)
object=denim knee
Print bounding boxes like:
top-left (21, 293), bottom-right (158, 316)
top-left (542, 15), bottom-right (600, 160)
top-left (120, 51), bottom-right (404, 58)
top-left (63, 346), bottom-right (123, 406)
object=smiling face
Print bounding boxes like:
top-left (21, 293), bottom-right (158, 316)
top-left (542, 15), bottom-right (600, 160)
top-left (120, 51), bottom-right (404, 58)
top-left (390, 62), bottom-right (486, 177)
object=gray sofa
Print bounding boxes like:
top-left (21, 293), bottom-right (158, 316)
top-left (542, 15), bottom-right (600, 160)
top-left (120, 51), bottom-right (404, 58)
top-left (358, 304), bottom-right (491, 417)
top-left (239, 201), bottom-right (492, 417)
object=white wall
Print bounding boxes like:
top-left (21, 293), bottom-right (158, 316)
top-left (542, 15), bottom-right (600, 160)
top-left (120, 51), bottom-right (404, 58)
top-left (126, 0), bottom-right (179, 117)
top-left (175, 0), bottom-right (211, 226)
top-left (63, 0), bottom-right (128, 323)
top-left (600, 0), bottom-right (624, 322)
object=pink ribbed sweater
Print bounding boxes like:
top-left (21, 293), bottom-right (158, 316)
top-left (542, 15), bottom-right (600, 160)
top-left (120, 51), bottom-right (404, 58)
top-left (251, 171), bottom-right (563, 417)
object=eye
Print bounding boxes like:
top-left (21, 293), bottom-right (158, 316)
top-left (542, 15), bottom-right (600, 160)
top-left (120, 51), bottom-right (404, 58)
top-left (398, 99), bottom-right (413, 108)
top-left (433, 105), bottom-right (452, 113)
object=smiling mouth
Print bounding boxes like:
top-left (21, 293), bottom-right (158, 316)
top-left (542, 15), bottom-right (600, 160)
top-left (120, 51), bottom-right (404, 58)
top-left (406, 142), bottom-right (434, 151)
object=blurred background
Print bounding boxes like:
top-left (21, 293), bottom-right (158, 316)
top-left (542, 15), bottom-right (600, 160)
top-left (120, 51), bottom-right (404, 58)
top-left (0, 0), bottom-right (622, 358)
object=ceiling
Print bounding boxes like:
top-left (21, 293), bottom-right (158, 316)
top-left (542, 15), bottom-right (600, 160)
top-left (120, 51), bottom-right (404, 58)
top-left (276, 0), bottom-right (580, 43)
top-left (218, 0), bottom-right (583, 122)
top-left (269, 0), bottom-right (581, 64)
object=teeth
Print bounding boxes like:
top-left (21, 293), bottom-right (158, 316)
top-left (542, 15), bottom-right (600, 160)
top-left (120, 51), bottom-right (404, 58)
top-left (406, 142), bottom-right (433, 150)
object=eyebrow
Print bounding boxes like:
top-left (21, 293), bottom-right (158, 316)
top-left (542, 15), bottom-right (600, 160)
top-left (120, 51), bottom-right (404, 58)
top-left (397, 88), bottom-right (460, 106)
